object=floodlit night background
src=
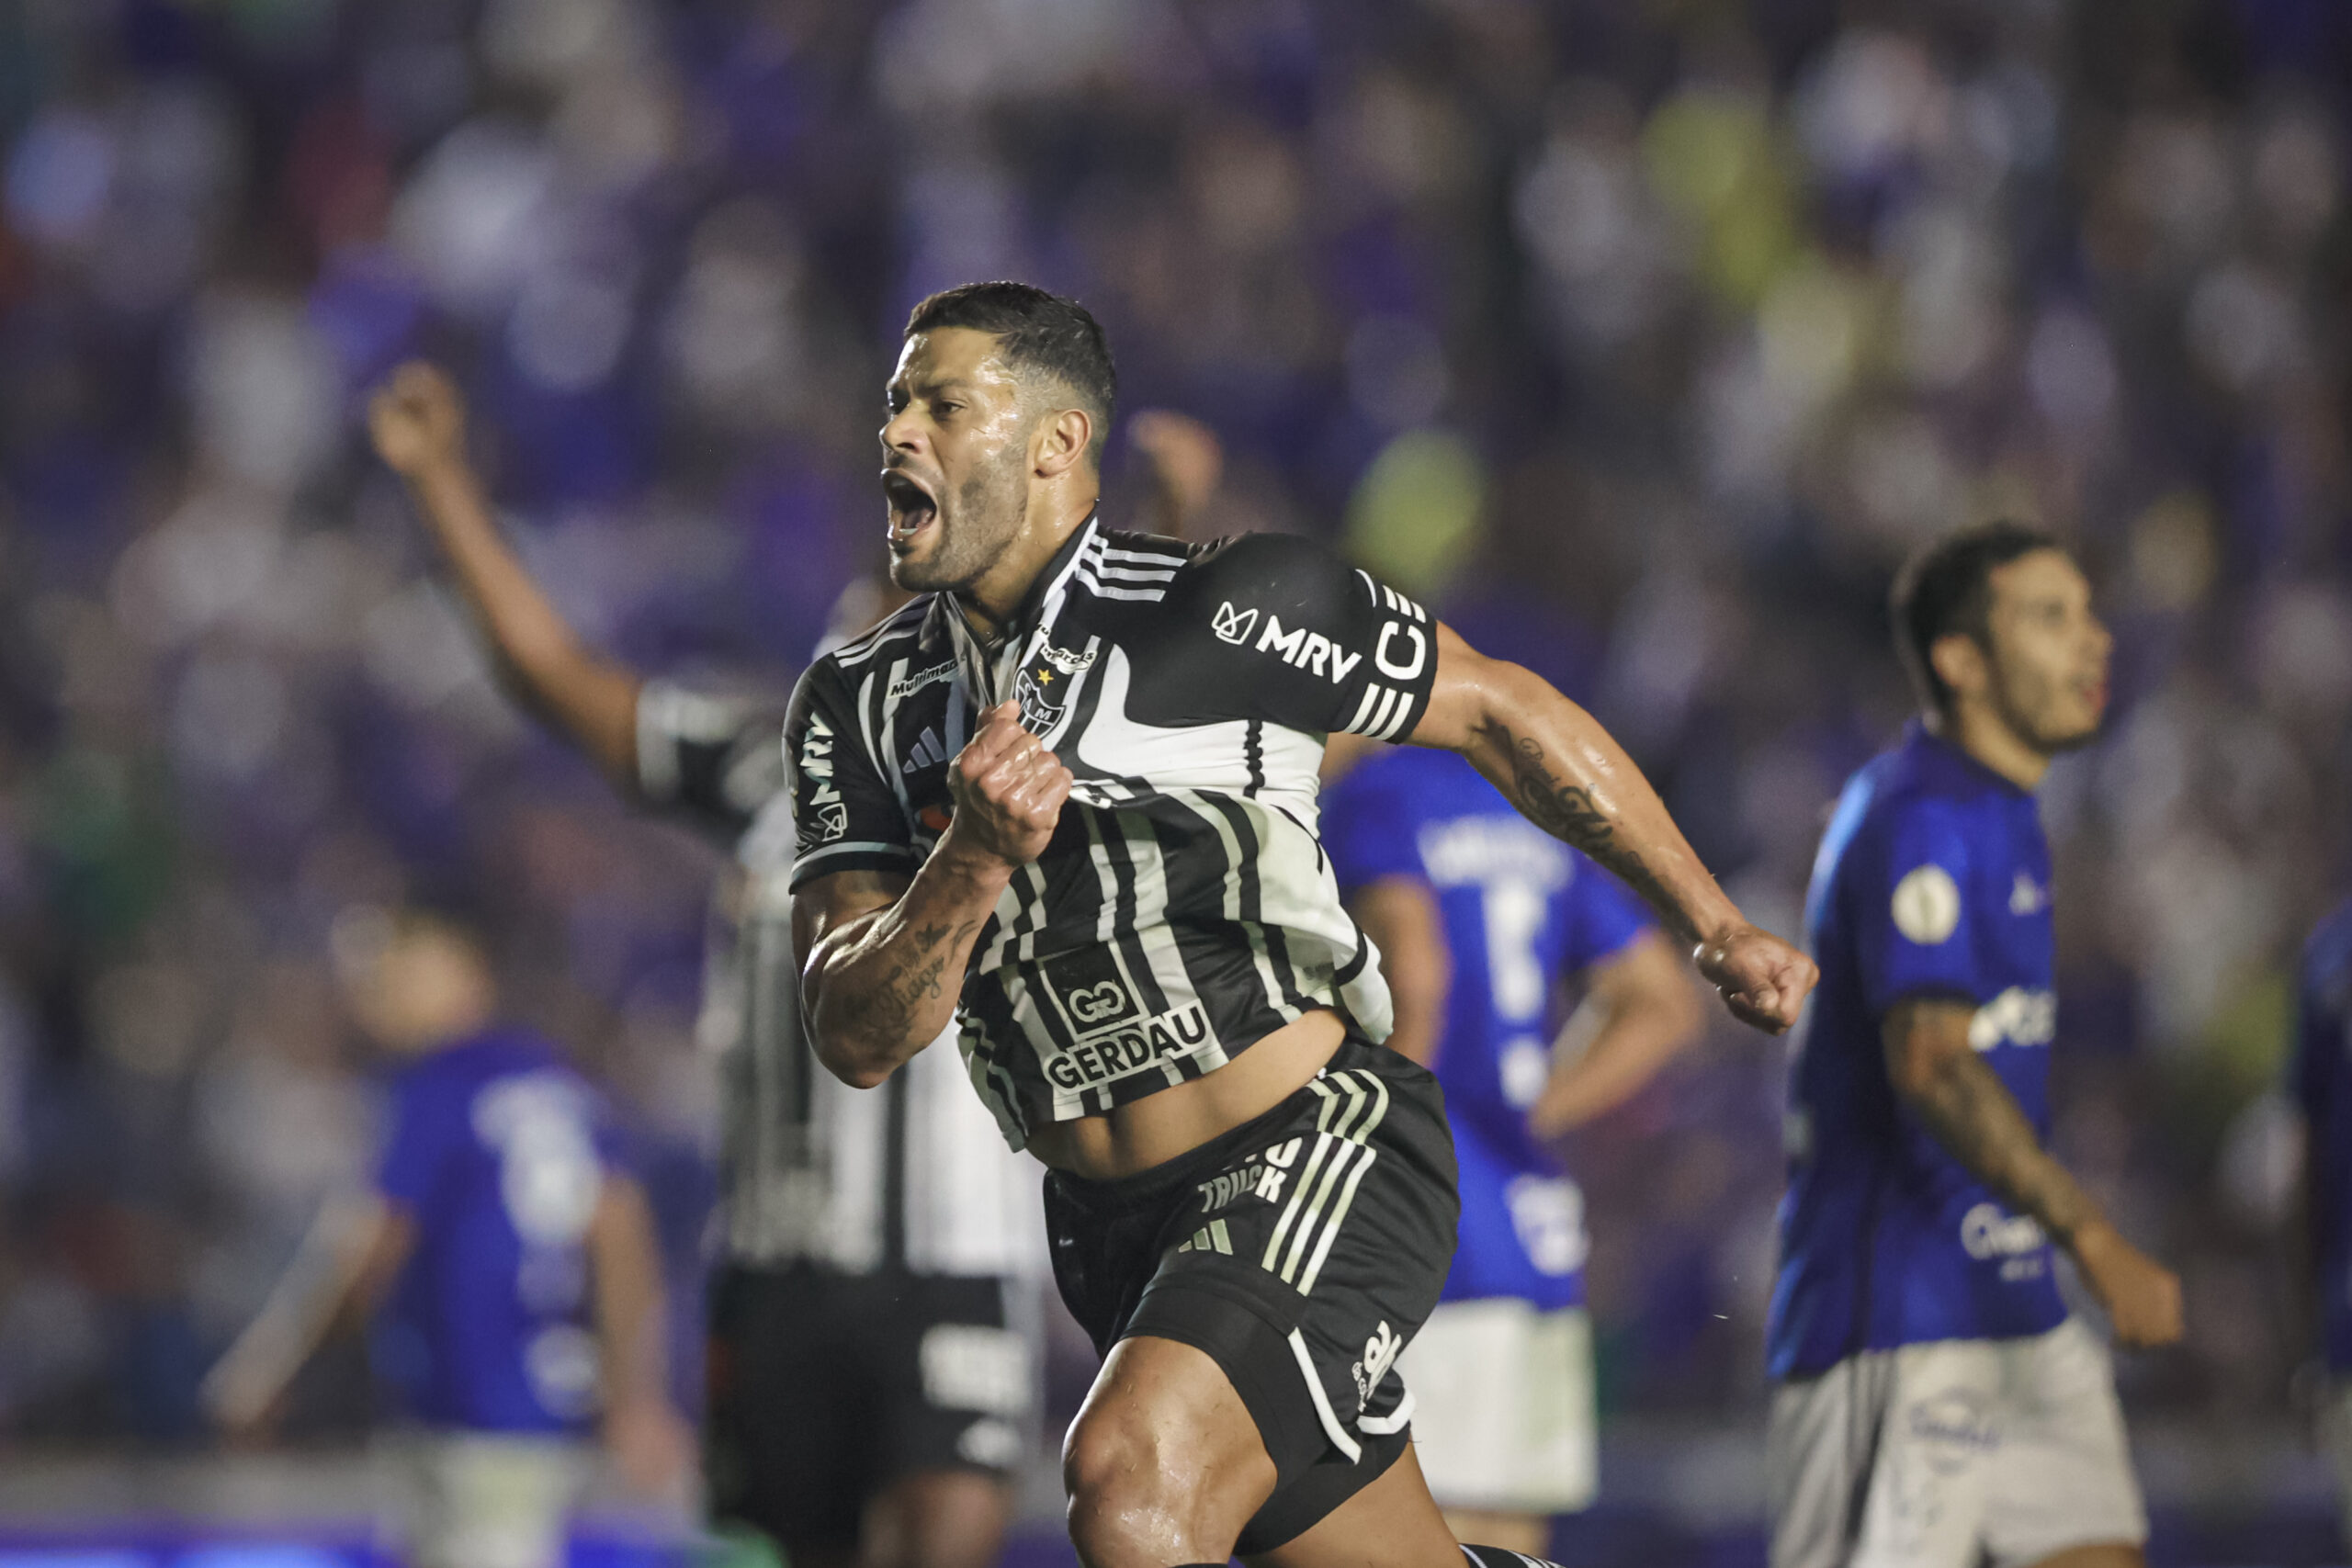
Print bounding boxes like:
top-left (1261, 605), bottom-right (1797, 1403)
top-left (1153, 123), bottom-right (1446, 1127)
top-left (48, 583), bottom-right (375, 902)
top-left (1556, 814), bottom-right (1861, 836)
top-left (0, 0), bottom-right (2348, 1562)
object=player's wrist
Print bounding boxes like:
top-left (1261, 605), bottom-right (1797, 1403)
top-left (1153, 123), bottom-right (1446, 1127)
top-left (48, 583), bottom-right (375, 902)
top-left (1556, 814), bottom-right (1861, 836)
top-left (402, 449), bottom-right (476, 496)
top-left (2060, 1212), bottom-right (2120, 1262)
top-left (930, 824), bottom-right (1023, 888)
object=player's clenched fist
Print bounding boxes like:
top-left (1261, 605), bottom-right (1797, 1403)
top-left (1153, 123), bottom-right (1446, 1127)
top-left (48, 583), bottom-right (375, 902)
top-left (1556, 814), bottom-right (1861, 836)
top-left (1695, 923), bottom-right (1818, 1034)
top-left (368, 360), bottom-right (468, 479)
top-left (944, 702), bottom-right (1071, 867)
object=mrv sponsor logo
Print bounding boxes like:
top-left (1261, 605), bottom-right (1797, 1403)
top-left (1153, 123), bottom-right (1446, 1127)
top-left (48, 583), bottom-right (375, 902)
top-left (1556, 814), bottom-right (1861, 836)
top-left (1227, 607), bottom-right (1364, 685)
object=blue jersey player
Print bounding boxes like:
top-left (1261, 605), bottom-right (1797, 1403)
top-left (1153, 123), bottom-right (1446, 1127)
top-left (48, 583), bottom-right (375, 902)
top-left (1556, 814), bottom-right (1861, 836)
top-left (204, 908), bottom-right (689, 1568)
top-left (1325, 743), bottom-right (1702, 1558)
top-left (1768, 524), bottom-right (2182, 1568)
top-left (2290, 896), bottom-right (2352, 1546)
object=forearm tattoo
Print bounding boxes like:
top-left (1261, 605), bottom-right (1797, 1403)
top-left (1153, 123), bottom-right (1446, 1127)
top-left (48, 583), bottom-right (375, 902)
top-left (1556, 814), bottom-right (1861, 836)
top-left (831, 916), bottom-right (980, 1051)
top-left (1896, 1008), bottom-right (2095, 1243)
top-left (1475, 718), bottom-right (1679, 927)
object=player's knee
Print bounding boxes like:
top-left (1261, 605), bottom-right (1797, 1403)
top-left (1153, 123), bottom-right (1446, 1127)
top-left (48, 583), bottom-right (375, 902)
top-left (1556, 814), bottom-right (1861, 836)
top-left (1061, 1404), bottom-right (1213, 1553)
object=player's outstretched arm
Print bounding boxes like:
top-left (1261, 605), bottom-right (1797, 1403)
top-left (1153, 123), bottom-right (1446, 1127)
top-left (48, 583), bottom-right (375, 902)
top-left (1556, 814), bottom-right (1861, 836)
top-left (1886, 998), bottom-right (2184, 1348)
top-left (1529, 931), bottom-right (1705, 1137)
top-left (368, 362), bottom-right (642, 792)
top-left (199, 1193), bottom-right (413, 1435)
top-left (795, 702), bottom-right (1070, 1087)
top-left (587, 1174), bottom-right (693, 1495)
top-left (1409, 625), bottom-right (1816, 1033)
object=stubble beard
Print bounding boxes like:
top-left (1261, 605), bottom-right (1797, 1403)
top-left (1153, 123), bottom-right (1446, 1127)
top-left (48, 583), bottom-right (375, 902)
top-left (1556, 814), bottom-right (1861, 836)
top-left (891, 445), bottom-right (1029, 595)
top-left (1991, 660), bottom-right (2098, 758)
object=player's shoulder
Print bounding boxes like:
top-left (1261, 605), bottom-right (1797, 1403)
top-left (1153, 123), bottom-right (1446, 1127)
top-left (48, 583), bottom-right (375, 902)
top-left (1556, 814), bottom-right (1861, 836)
top-left (1162, 528), bottom-right (1373, 606)
top-left (796, 596), bottom-right (940, 711)
top-left (1819, 742), bottom-right (1984, 890)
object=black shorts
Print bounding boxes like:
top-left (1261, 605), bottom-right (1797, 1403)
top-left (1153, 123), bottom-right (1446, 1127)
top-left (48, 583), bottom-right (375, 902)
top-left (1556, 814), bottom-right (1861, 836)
top-left (1046, 1039), bottom-right (1459, 1555)
top-left (704, 1262), bottom-right (1027, 1553)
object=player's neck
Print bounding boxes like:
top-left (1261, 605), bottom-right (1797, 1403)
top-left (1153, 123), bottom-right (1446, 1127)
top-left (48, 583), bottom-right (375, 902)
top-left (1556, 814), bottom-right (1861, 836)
top-left (956, 483), bottom-right (1101, 641)
top-left (1934, 704), bottom-right (2048, 792)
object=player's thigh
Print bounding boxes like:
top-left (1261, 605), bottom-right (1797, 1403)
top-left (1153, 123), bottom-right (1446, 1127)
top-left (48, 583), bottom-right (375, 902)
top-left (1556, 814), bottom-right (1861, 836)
top-left (1768, 1340), bottom-right (2001, 1568)
top-left (1241, 1443), bottom-right (1459, 1568)
top-left (1984, 1320), bottom-right (2147, 1568)
top-left (1400, 1299), bottom-right (1595, 1517)
top-left (1063, 1332), bottom-right (1281, 1541)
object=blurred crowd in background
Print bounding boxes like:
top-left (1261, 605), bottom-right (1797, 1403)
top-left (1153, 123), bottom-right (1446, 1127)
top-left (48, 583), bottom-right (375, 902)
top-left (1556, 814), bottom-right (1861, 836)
top-left (0, 0), bottom-right (2347, 1475)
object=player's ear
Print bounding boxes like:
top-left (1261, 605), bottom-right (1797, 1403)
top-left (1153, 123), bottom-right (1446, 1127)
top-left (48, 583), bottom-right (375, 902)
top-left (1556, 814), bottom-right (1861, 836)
top-left (1034, 404), bottom-right (1092, 479)
top-left (1928, 631), bottom-right (1986, 704)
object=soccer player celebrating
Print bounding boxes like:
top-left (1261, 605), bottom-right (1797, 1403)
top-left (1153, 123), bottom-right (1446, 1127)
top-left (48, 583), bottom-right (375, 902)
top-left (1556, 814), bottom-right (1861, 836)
top-left (1767, 524), bottom-right (2184, 1568)
top-left (203, 908), bottom-right (687, 1568)
top-left (2289, 894), bottom-right (2352, 1547)
top-left (1322, 743), bottom-right (1703, 1555)
top-left (364, 364), bottom-right (1042, 1568)
top-left (786, 280), bottom-right (1814, 1568)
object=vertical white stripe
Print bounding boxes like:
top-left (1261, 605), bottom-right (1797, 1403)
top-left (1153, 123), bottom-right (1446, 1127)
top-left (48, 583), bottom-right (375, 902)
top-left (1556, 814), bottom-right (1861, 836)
top-left (1344, 683), bottom-right (1384, 735)
top-left (1281, 1137), bottom-right (1363, 1282)
top-left (1296, 1145), bottom-right (1376, 1295)
top-left (1262, 1129), bottom-right (1338, 1269)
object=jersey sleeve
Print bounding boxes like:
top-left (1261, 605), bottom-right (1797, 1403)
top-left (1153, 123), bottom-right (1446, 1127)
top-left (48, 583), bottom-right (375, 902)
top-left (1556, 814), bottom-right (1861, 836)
top-left (372, 1072), bottom-right (458, 1213)
top-left (1854, 797), bottom-right (1982, 1014)
top-left (784, 659), bottom-right (921, 890)
top-left (636, 681), bottom-right (787, 841)
top-left (1153, 534), bottom-right (1441, 740)
top-left (1320, 768), bottom-right (1423, 895)
top-left (1562, 853), bottom-right (1655, 972)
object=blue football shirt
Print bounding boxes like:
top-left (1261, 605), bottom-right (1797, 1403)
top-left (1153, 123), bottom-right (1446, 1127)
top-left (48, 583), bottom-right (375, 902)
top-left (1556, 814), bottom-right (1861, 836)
top-left (1767, 723), bottom-right (2067, 1379)
top-left (371, 1027), bottom-right (632, 1433)
top-left (1324, 745), bottom-right (1652, 1310)
top-left (2292, 897), bottom-right (2352, 1371)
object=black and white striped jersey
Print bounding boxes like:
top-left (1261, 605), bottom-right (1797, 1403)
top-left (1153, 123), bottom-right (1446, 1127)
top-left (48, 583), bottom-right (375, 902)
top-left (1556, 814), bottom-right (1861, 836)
top-left (783, 516), bottom-right (1442, 1151)
top-left (635, 682), bottom-right (1043, 1275)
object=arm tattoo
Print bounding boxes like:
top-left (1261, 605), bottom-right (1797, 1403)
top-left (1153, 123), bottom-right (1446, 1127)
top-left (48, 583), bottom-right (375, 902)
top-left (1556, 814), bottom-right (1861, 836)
top-left (830, 917), bottom-right (980, 1052)
top-left (1894, 1006), bottom-right (2097, 1244)
top-left (1475, 718), bottom-right (1679, 922)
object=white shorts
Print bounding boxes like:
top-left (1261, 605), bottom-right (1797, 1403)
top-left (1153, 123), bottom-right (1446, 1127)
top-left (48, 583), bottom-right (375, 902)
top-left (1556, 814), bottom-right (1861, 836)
top-left (1396, 1298), bottom-right (1596, 1514)
top-left (1767, 1317), bottom-right (2147, 1568)
top-left (390, 1431), bottom-right (593, 1568)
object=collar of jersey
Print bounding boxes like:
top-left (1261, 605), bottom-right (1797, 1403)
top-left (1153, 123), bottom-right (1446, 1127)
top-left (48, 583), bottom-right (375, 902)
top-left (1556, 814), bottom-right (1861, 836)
top-left (931, 509), bottom-right (1102, 705)
top-left (1904, 717), bottom-right (2033, 800)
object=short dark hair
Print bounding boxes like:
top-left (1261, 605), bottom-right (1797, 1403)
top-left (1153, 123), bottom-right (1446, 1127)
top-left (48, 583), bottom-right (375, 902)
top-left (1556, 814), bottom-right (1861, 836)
top-left (1890, 521), bottom-right (2064, 715)
top-left (904, 282), bottom-right (1117, 467)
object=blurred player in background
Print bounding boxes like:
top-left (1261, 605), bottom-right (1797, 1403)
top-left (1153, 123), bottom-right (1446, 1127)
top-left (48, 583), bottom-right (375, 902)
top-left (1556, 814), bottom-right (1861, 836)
top-left (203, 907), bottom-right (687, 1568)
top-left (364, 363), bottom-right (1041, 1568)
top-left (1768, 523), bottom-right (2183, 1568)
top-left (1322, 742), bottom-right (1702, 1555)
top-left (2289, 893), bottom-right (2352, 1548)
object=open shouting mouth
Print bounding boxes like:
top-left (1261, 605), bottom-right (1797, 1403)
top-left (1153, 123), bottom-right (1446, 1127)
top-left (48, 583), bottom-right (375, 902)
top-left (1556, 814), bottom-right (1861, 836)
top-left (883, 467), bottom-right (940, 555)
